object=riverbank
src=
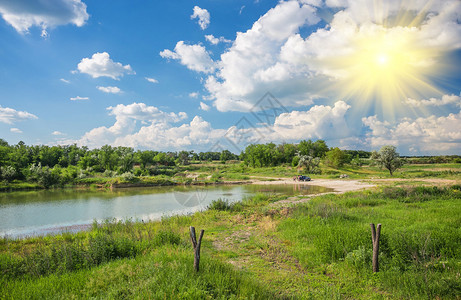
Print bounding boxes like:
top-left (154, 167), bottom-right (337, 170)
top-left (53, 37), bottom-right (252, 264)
top-left (1, 183), bottom-right (460, 299)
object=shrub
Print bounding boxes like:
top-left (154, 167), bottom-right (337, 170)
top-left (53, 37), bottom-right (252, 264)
top-left (208, 198), bottom-right (233, 211)
top-left (120, 172), bottom-right (135, 182)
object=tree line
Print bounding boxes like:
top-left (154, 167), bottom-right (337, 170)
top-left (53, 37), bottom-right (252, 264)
top-left (240, 139), bottom-right (371, 169)
top-left (0, 139), bottom-right (238, 185)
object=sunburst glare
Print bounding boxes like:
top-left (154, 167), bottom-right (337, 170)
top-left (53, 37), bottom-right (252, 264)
top-left (323, 1), bottom-right (444, 119)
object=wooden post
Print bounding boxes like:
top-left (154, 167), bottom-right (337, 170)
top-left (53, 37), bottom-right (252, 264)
top-left (190, 226), bottom-right (205, 272)
top-left (370, 223), bottom-right (381, 272)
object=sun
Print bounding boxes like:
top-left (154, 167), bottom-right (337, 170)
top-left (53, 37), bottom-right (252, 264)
top-left (376, 53), bottom-right (389, 66)
top-left (325, 5), bottom-right (444, 118)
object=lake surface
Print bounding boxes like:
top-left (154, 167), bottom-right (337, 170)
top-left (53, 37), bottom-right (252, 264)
top-left (0, 183), bottom-right (331, 238)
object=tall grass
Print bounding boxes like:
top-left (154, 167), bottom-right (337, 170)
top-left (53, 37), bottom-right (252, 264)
top-left (0, 219), bottom-right (181, 280)
top-left (1, 246), bottom-right (275, 299)
top-left (277, 186), bottom-right (461, 298)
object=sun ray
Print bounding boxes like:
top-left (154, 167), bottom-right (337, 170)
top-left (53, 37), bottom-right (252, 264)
top-left (320, 0), bottom-right (445, 120)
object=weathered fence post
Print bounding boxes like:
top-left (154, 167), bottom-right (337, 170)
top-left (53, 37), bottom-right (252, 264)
top-left (370, 223), bottom-right (381, 272)
top-left (190, 226), bottom-right (205, 272)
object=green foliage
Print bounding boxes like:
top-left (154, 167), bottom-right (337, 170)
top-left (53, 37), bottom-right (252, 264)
top-left (207, 198), bottom-right (234, 211)
top-left (297, 154), bottom-right (320, 174)
top-left (373, 145), bottom-right (404, 176)
top-left (0, 165), bottom-right (17, 182)
top-left (324, 147), bottom-right (349, 168)
top-left (120, 172), bottom-right (136, 182)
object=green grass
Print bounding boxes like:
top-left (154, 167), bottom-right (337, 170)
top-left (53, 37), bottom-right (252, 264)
top-left (277, 186), bottom-right (461, 299)
top-left (1, 172), bottom-right (461, 298)
top-left (1, 246), bottom-right (273, 299)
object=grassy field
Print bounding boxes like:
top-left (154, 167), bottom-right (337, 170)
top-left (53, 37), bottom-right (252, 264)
top-left (1, 163), bottom-right (460, 299)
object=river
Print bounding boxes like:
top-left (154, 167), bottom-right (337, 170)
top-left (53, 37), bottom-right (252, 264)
top-left (0, 183), bottom-right (331, 238)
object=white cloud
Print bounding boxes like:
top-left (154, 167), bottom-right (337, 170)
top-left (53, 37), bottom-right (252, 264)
top-left (97, 86), bottom-right (121, 94)
top-left (191, 6), bottom-right (210, 30)
top-left (77, 52), bottom-right (135, 80)
top-left (52, 131), bottom-right (64, 136)
top-left (171, 0), bottom-right (461, 112)
top-left (10, 128), bottom-right (23, 134)
top-left (363, 110), bottom-right (461, 154)
top-left (189, 92), bottom-right (199, 98)
top-left (204, 0), bottom-right (321, 111)
top-left (268, 100), bottom-right (351, 141)
top-left (199, 102), bottom-right (210, 111)
top-left (145, 77), bottom-right (158, 84)
top-left (70, 96), bottom-right (89, 101)
top-left (404, 94), bottom-right (461, 107)
top-left (78, 102), bottom-right (189, 148)
top-left (0, 106), bottom-right (38, 124)
top-left (0, 0), bottom-right (89, 36)
top-left (60, 78), bottom-right (70, 84)
top-left (113, 116), bottom-right (225, 150)
top-left (160, 41), bottom-right (215, 73)
top-left (205, 34), bottom-right (231, 45)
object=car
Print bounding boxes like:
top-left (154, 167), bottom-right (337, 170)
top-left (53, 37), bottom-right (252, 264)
top-left (294, 175), bottom-right (311, 181)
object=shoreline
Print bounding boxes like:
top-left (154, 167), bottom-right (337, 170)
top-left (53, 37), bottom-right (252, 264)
top-left (249, 178), bottom-right (376, 193)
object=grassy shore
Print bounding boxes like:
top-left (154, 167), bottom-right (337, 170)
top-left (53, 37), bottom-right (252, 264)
top-left (1, 177), bottom-right (460, 299)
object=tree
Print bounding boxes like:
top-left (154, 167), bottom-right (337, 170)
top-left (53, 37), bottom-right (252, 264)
top-left (220, 150), bottom-right (235, 162)
top-left (297, 154), bottom-right (320, 174)
top-left (373, 145), bottom-right (403, 176)
top-left (324, 147), bottom-right (348, 168)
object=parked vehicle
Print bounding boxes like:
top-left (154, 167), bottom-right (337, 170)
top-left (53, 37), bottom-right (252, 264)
top-left (293, 175), bottom-right (311, 181)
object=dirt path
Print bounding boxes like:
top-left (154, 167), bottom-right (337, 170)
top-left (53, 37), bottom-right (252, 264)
top-left (251, 177), bottom-right (376, 193)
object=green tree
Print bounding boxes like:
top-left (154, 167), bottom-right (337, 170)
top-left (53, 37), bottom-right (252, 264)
top-left (373, 145), bottom-right (403, 176)
top-left (324, 147), bottom-right (348, 168)
top-left (177, 151), bottom-right (191, 165)
top-left (297, 154), bottom-right (320, 174)
top-left (220, 150), bottom-right (234, 162)
top-left (117, 147), bottom-right (135, 173)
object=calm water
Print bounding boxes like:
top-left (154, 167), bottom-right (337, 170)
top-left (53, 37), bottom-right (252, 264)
top-left (0, 184), bottom-right (331, 238)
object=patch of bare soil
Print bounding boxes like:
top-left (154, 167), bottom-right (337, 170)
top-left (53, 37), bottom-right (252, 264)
top-left (251, 178), bottom-right (376, 193)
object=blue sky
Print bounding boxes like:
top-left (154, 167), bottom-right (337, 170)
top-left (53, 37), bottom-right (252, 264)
top-left (0, 0), bottom-right (460, 155)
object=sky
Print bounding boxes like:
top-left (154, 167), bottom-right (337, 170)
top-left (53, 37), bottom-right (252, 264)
top-left (0, 0), bottom-right (460, 155)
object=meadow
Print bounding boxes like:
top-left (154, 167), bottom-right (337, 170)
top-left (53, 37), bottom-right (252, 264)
top-left (1, 164), bottom-right (460, 299)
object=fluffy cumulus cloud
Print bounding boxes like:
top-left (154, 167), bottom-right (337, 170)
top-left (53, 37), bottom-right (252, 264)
top-left (205, 34), bottom-right (231, 45)
top-left (206, 0), bottom-right (321, 111)
top-left (77, 52), bottom-right (135, 80)
top-left (268, 101), bottom-right (351, 141)
top-left (199, 102), bottom-right (210, 111)
top-left (113, 116), bottom-right (225, 150)
top-left (363, 110), bottom-right (461, 153)
top-left (0, 0), bottom-right (89, 36)
top-left (97, 86), bottom-right (121, 94)
top-left (161, 0), bottom-right (461, 112)
top-left (404, 94), bottom-right (461, 108)
top-left (191, 6), bottom-right (210, 30)
top-left (77, 103), bottom-right (194, 148)
top-left (222, 100), bottom-right (352, 149)
top-left (160, 41), bottom-right (215, 73)
top-left (0, 106), bottom-right (37, 124)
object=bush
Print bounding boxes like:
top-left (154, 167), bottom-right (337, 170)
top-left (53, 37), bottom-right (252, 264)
top-left (208, 198), bottom-right (233, 211)
top-left (120, 172), bottom-right (135, 182)
top-left (0, 165), bottom-right (17, 182)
